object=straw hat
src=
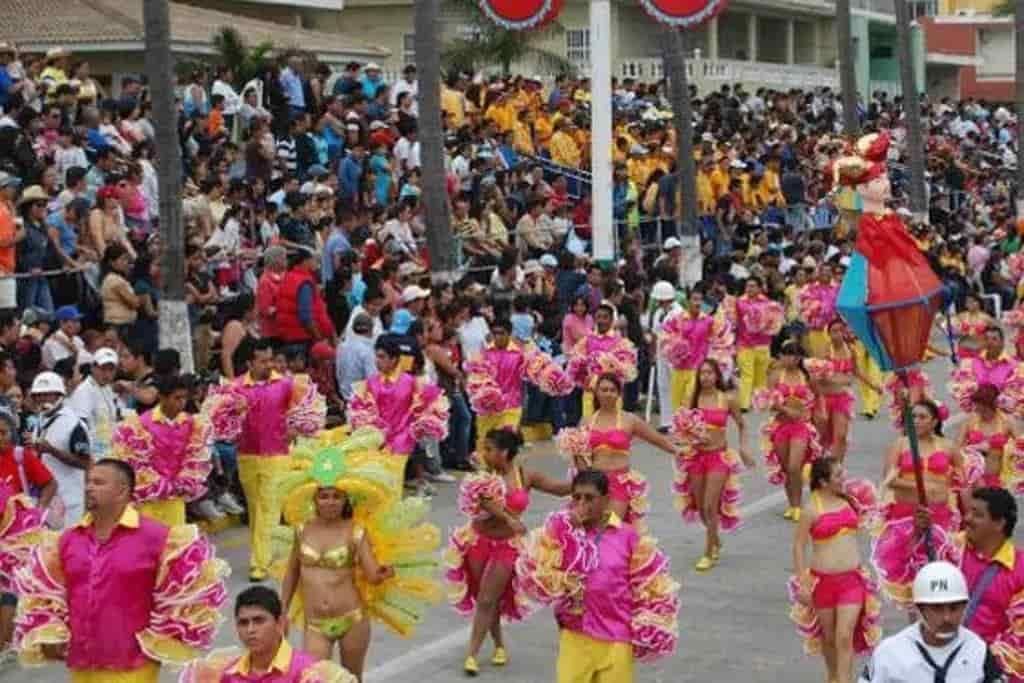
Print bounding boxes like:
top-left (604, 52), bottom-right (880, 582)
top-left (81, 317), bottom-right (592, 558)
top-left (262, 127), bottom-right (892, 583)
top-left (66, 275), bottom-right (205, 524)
top-left (16, 185), bottom-right (48, 207)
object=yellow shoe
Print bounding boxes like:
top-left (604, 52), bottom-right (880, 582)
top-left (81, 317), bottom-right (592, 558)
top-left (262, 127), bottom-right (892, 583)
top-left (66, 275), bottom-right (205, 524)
top-left (464, 656), bottom-right (479, 676)
top-left (695, 555), bottom-right (714, 571)
top-left (782, 507), bottom-right (795, 520)
top-left (710, 544), bottom-right (721, 562)
top-left (791, 508), bottom-right (801, 522)
top-left (491, 647), bottom-right (508, 666)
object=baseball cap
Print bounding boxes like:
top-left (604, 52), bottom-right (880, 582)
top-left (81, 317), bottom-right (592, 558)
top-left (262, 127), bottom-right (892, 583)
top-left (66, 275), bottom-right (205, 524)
top-left (55, 305), bottom-right (84, 322)
top-left (540, 254), bottom-right (558, 268)
top-left (402, 285), bottom-right (431, 303)
top-left (390, 308), bottom-right (414, 335)
top-left (30, 371), bottom-right (66, 396)
top-left (0, 172), bottom-right (22, 190)
top-left (94, 347), bottom-right (118, 366)
top-left (663, 237), bottom-right (682, 250)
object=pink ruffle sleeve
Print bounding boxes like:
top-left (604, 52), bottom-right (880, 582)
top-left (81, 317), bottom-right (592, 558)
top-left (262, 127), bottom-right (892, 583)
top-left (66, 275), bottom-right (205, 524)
top-left (464, 357), bottom-right (505, 416)
top-left (0, 488), bottom-right (46, 595)
top-left (347, 381), bottom-right (387, 432)
top-left (410, 378), bottom-right (450, 442)
top-left (990, 586), bottom-right (1024, 680)
top-left (199, 384), bottom-right (248, 442)
top-left (13, 540), bottom-right (70, 666)
top-left (456, 472), bottom-right (506, 519)
top-left (111, 416), bottom-right (213, 503)
top-left (523, 349), bottom-right (574, 397)
top-left (287, 375), bottom-right (328, 437)
top-left (516, 510), bottom-right (600, 609)
top-left (629, 533), bottom-right (681, 662)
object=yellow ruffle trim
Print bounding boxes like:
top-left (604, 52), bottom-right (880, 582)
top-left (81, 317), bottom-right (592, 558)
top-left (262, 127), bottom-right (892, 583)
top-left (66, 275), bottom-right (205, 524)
top-left (300, 660), bottom-right (359, 683)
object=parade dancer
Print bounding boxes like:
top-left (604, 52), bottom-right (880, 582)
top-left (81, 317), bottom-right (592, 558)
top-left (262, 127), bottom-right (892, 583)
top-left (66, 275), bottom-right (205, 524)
top-left (517, 469), bottom-right (680, 683)
top-left (672, 359), bottom-right (753, 572)
top-left (883, 368), bottom-right (948, 432)
top-left (279, 428), bottom-right (440, 680)
top-left (800, 266), bottom-right (839, 359)
top-left (955, 384), bottom-right (1024, 491)
top-left (659, 288), bottom-right (734, 410)
top-left (202, 338), bottom-right (326, 582)
top-left (950, 293), bottom-right (996, 361)
top-left (0, 481), bottom-right (46, 661)
top-left (872, 401), bottom-right (965, 607)
top-left (790, 458), bottom-right (882, 683)
top-left (179, 586), bottom-right (357, 683)
top-left (735, 277), bottom-right (784, 411)
top-left (756, 339), bottom-right (823, 521)
top-left (566, 302), bottom-right (638, 419)
top-left (111, 375), bottom-right (212, 526)
top-left (445, 428), bottom-right (570, 676)
top-left (950, 325), bottom-right (1020, 414)
top-left (14, 459), bottom-right (229, 682)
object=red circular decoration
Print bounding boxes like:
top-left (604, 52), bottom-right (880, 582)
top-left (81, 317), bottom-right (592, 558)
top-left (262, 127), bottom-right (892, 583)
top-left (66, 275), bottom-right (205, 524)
top-left (536, 0), bottom-right (564, 29)
top-left (479, 0), bottom-right (557, 31)
top-left (637, 0), bottom-right (728, 29)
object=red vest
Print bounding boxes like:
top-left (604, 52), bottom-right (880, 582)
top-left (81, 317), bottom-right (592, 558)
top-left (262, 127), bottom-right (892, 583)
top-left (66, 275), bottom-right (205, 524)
top-left (275, 267), bottom-right (335, 343)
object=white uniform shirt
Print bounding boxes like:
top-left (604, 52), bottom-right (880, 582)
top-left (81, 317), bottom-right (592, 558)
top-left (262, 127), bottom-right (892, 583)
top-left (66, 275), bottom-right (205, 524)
top-left (34, 405), bottom-right (91, 526)
top-left (66, 376), bottom-right (123, 459)
top-left (860, 624), bottom-right (1000, 683)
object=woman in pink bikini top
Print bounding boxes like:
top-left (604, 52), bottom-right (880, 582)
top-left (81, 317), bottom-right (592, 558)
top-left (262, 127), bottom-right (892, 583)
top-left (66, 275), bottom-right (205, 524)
top-left (956, 383), bottom-right (1017, 484)
top-left (883, 400), bottom-right (962, 505)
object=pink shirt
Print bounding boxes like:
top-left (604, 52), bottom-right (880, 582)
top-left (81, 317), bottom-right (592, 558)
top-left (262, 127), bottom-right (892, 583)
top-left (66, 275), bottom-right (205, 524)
top-left (141, 409), bottom-right (195, 482)
top-left (482, 344), bottom-right (525, 409)
top-left (970, 355), bottom-right (1017, 391)
top-left (961, 539), bottom-right (1024, 666)
top-left (555, 515), bottom-right (636, 643)
top-left (367, 371), bottom-right (418, 455)
top-left (60, 506), bottom-right (169, 671)
top-left (234, 373), bottom-right (295, 457)
top-left (735, 295), bottom-right (777, 348)
top-left (561, 314), bottom-right (593, 352)
top-left (220, 640), bottom-right (321, 682)
top-left (670, 312), bottom-right (713, 370)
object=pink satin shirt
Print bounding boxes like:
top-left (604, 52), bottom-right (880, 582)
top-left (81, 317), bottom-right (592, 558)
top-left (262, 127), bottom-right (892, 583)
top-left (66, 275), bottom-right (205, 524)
top-left (234, 373), bottom-right (295, 457)
top-left (962, 539), bottom-right (1024, 659)
top-left (366, 371), bottom-right (418, 455)
top-left (221, 640), bottom-right (321, 682)
top-left (482, 344), bottom-right (526, 410)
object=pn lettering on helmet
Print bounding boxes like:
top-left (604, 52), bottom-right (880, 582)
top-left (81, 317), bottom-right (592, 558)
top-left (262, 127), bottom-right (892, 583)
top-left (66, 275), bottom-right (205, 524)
top-left (931, 579), bottom-right (949, 591)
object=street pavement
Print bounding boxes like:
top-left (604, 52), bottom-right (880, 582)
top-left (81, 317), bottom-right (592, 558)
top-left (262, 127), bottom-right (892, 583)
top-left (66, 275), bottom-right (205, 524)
top-left (2, 355), bottom-right (991, 682)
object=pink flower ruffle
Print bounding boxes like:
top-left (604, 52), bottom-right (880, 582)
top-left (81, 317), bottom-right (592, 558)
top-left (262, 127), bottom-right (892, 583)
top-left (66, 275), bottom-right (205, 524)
top-left (456, 472), bottom-right (505, 519)
top-left (786, 567), bottom-right (882, 656)
top-left (410, 379), bottom-right (450, 442)
top-left (670, 408), bottom-right (709, 448)
top-left (443, 522), bottom-right (534, 622)
top-left (567, 337), bottom-right (638, 388)
top-left (516, 510), bottom-right (599, 610)
top-left (555, 426), bottom-right (592, 467)
top-left (761, 419), bottom-right (822, 487)
top-left (803, 358), bottom-right (834, 382)
top-left (673, 449), bottom-right (743, 532)
top-left (523, 350), bottom-right (574, 397)
top-left (843, 478), bottom-right (880, 532)
top-left (287, 377), bottom-right (327, 437)
top-left (111, 416), bottom-right (213, 503)
top-left (870, 505), bottom-right (962, 607)
top-left (0, 487), bottom-right (45, 594)
top-left (629, 534), bottom-right (681, 662)
top-left (13, 543), bottom-right (70, 665)
top-left (465, 358), bottom-right (506, 415)
top-left (347, 382), bottom-right (388, 432)
top-left (199, 384), bottom-right (248, 442)
top-left (990, 586), bottom-right (1024, 679)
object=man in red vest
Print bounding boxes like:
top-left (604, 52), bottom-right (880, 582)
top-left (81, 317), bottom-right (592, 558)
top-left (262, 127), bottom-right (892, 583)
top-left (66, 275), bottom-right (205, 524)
top-left (275, 248), bottom-right (337, 354)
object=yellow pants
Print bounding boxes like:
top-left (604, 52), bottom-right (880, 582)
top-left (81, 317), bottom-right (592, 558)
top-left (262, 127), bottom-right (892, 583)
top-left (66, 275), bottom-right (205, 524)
top-left (476, 408), bottom-right (522, 452)
top-left (670, 369), bottom-right (697, 411)
top-left (805, 329), bottom-right (829, 359)
top-left (581, 394), bottom-right (622, 420)
top-left (737, 345), bottom-right (771, 410)
top-left (138, 498), bottom-right (185, 527)
top-left (238, 454), bottom-right (293, 576)
top-left (71, 662), bottom-right (160, 683)
top-left (556, 630), bottom-right (633, 683)
top-left (854, 344), bottom-right (883, 416)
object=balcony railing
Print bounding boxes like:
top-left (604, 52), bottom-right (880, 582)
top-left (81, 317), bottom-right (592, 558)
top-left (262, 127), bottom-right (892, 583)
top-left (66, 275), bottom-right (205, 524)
top-left (617, 57), bottom-right (839, 91)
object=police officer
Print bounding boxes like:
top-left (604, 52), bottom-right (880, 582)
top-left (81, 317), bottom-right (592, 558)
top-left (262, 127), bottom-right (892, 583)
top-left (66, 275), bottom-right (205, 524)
top-left (860, 561), bottom-right (1004, 682)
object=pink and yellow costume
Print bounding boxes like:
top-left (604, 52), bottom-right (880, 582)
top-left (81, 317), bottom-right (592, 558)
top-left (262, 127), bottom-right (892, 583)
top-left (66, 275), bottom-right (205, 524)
top-left (178, 640), bottom-right (356, 682)
top-left (959, 538), bottom-right (1024, 683)
top-left (951, 355), bottom-right (1021, 414)
top-left (806, 351), bottom-right (856, 452)
top-left (950, 312), bottom-right (991, 361)
top-left (670, 398), bottom-right (743, 532)
top-left (786, 482), bottom-right (882, 656)
top-left (870, 449), bottom-right (964, 606)
top-left (348, 369), bottom-right (449, 456)
top-left (587, 414), bottom-right (650, 528)
top-left (14, 505), bottom-right (229, 683)
top-left (566, 330), bottom-right (638, 418)
top-left (754, 374), bottom-right (823, 487)
top-left (884, 369), bottom-right (949, 431)
top-left (202, 372), bottom-right (325, 579)
top-left (799, 283), bottom-right (839, 358)
top-left (1003, 308), bottom-right (1024, 360)
top-left (0, 482), bottom-right (46, 596)
top-left (963, 413), bottom-right (1024, 491)
top-left (111, 407), bottom-right (213, 527)
top-left (659, 310), bottom-right (734, 410)
top-left (735, 295), bottom-right (784, 410)
top-left (517, 510), bottom-right (680, 682)
top-left (444, 471), bottom-right (535, 623)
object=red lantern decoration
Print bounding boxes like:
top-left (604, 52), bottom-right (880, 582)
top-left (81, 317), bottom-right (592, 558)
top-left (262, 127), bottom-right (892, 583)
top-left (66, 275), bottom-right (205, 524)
top-left (478, 0), bottom-right (560, 31)
top-left (536, 0), bottom-right (564, 30)
top-left (637, 0), bottom-right (728, 29)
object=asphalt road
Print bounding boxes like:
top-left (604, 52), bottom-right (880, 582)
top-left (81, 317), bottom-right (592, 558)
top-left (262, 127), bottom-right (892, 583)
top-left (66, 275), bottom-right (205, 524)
top-left (2, 355), bottom-right (983, 682)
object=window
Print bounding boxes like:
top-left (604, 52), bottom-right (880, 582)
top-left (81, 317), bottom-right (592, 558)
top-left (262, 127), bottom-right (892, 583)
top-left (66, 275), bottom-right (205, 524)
top-left (403, 33), bottom-right (416, 66)
top-left (566, 29), bottom-right (591, 66)
top-left (908, 0), bottom-right (936, 18)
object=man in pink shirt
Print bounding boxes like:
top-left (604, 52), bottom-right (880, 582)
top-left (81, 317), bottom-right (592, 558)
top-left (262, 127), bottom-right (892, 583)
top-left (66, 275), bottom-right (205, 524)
top-left (179, 585), bottom-right (354, 682)
top-left (14, 459), bottom-right (228, 683)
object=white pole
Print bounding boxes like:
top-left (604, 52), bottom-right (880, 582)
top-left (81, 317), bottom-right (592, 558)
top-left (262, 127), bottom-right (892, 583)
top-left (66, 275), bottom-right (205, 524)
top-left (590, 0), bottom-right (614, 264)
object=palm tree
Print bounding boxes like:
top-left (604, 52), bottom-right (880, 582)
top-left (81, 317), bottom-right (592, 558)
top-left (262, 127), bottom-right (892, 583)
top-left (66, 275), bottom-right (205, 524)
top-left (212, 27), bottom-right (274, 86)
top-left (894, 0), bottom-right (927, 216)
top-left (442, 0), bottom-right (575, 76)
top-left (415, 0), bottom-right (457, 279)
top-left (142, 0), bottom-right (193, 370)
top-left (837, 0), bottom-right (860, 134)
top-left (661, 27), bottom-right (698, 241)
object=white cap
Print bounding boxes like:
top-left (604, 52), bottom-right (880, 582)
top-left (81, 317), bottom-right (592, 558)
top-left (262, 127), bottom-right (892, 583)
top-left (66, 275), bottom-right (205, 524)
top-left (540, 253), bottom-right (558, 268)
top-left (523, 259), bottom-right (542, 275)
top-left (701, 132), bottom-right (715, 142)
top-left (651, 281), bottom-right (676, 302)
top-left (663, 237), bottom-right (682, 250)
top-left (730, 159), bottom-right (747, 170)
top-left (912, 561), bottom-right (969, 604)
top-left (365, 62), bottom-right (381, 71)
top-left (369, 120), bottom-right (389, 130)
top-left (94, 347), bottom-right (118, 366)
top-left (401, 285), bottom-right (431, 303)
top-left (30, 371), bottom-right (66, 396)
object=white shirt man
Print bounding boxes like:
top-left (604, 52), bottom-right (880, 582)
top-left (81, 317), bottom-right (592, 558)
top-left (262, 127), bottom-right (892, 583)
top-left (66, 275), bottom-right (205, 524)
top-left (391, 70), bottom-right (419, 114)
top-left (393, 134), bottom-right (421, 173)
top-left (65, 347), bottom-right (123, 459)
top-left (648, 283), bottom-right (681, 430)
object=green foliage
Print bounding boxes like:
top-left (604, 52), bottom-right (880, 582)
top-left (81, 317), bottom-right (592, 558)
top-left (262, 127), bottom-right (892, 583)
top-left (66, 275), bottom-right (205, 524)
top-left (441, 0), bottom-right (576, 76)
top-left (212, 27), bottom-right (275, 85)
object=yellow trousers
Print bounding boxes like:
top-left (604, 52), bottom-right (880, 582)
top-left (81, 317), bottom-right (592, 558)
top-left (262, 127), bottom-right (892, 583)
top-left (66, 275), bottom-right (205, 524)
top-left (71, 662), bottom-right (159, 683)
top-left (805, 329), bottom-right (829, 359)
top-left (737, 345), bottom-right (771, 410)
top-left (556, 630), bottom-right (633, 683)
top-left (238, 454), bottom-right (293, 576)
top-left (476, 408), bottom-right (522, 452)
top-left (138, 498), bottom-right (185, 527)
top-left (670, 369), bottom-right (697, 411)
top-left (581, 394), bottom-right (622, 420)
top-left (854, 344), bottom-right (883, 416)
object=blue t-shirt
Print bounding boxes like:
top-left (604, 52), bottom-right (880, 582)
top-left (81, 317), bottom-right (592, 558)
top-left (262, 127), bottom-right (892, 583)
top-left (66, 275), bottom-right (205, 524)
top-left (46, 210), bottom-right (78, 255)
top-left (0, 70), bottom-right (12, 111)
top-left (321, 230), bottom-right (351, 283)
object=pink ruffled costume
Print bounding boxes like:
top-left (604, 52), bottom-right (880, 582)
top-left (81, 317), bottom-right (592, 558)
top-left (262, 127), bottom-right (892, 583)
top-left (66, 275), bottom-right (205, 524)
top-left (951, 355), bottom-right (1021, 414)
top-left (14, 506), bottom-right (229, 674)
top-left (465, 344), bottom-right (526, 415)
top-left (671, 404), bottom-right (743, 532)
top-left (587, 422), bottom-right (649, 528)
top-left (960, 539), bottom-right (1024, 682)
top-left (884, 370), bottom-right (949, 431)
top-left (444, 472), bottom-right (535, 622)
top-left (567, 331), bottom-right (638, 390)
top-left (798, 284), bottom-right (839, 332)
top-left (755, 380), bottom-right (822, 487)
top-left (349, 370), bottom-right (449, 455)
top-left (0, 483), bottom-right (46, 596)
top-left (179, 640), bottom-right (356, 682)
top-left (516, 510), bottom-right (680, 666)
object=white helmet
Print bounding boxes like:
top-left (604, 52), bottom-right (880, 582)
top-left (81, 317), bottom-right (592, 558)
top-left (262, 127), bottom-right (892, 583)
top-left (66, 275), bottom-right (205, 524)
top-left (651, 281), bottom-right (676, 302)
top-left (30, 371), bottom-right (66, 397)
top-left (912, 561), bottom-right (969, 604)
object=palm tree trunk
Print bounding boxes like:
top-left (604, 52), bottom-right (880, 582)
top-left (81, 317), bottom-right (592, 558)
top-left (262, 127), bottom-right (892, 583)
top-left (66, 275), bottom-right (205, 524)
top-left (837, 0), bottom-right (860, 135)
top-left (415, 0), bottom-right (457, 279)
top-left (894, 0), bottom-right (927, 217)
top-left (143, 0), bottom-right (193, 371)
top-left (1016, 0), bottom-right (1024, 213)
top-left (661, 28), bottom-right (698, 240)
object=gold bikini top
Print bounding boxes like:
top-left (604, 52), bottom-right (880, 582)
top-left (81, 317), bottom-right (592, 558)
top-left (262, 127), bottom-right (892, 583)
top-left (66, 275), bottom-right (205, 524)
top-left (299, 525), bottom-right (364, 570)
